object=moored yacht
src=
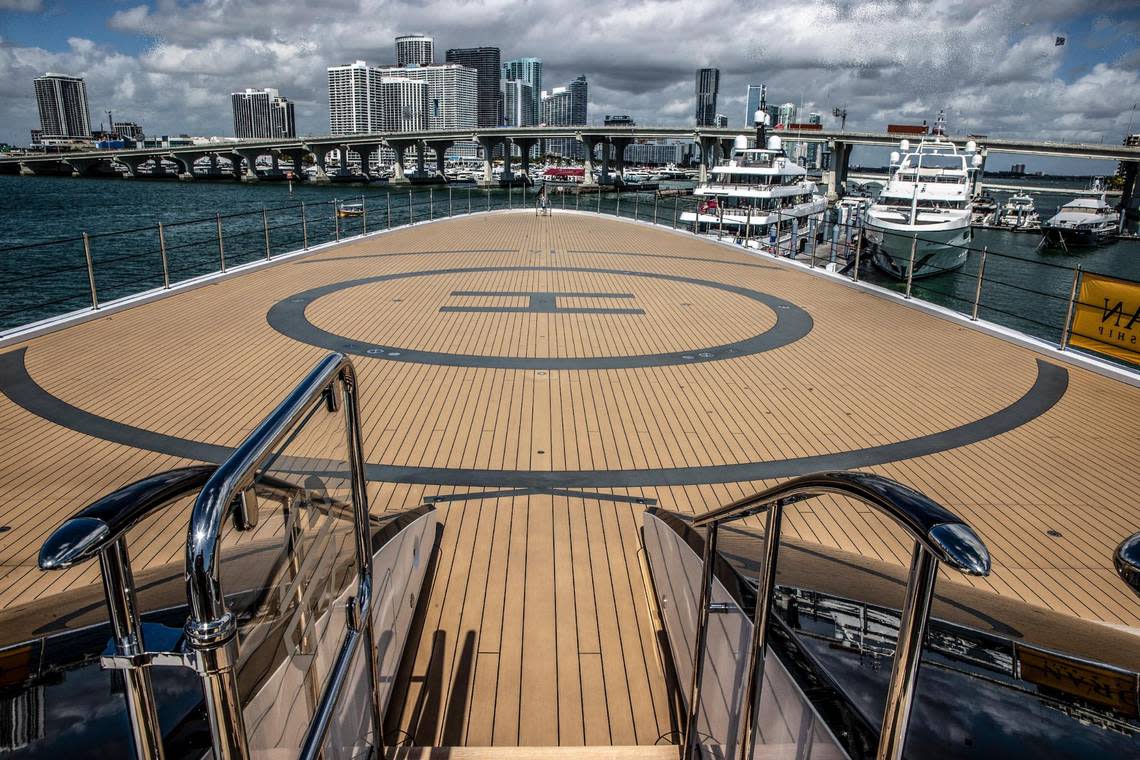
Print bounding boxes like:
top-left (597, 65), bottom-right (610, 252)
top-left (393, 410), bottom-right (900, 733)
top-left (865, 112), bottom-right (981, 279)
top-left (971, 192), bottom-right (999, 225)
top-left (997, 192), bottom-right (1042, 230)
top-left (680, 110), bottom-right (827, 248)
top-left (1042, 182), bottom-right (1119, 247)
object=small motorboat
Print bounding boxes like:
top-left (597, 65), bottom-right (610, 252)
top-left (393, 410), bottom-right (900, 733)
top-left (336, 201), bottom-right (365, 218)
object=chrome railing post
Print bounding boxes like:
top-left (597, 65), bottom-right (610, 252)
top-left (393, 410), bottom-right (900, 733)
top-left (467, 187), bottom-right (472, 214)
top-left (215, 213), bottom-right (226, 273)
top-left (575, 191), bottom-right (579, 211)
top-left (904, 234), bottom-right (917, 299)
top-left (673, 196), bottom-right (678, 228)
top-left (100, 537), bottom-right (165, 760)
top-left (262, 209), bottom-right (271, 260)
top-left (563, 189), bottom-right (568, 210)
top-left (449, 186), bottom-right (453, 217)
top-left (634, 192), bottom-right (640, 220)
top-left (853, 222), bottom-right (863, 282)
top-left (301, 202), bottom-right (309, 250)
top-left (508, 183), bottom-right (512, 210)
top-left (616, 192), bottom-right (621, 218)
top-left (386, 193), bottom-right (392, 228)
top-left (334, 199), bottom-right (341, 241)
top-left (81, 233), bottom-right (100, 310)
top-left (738, 499), bottom-right (784, 760)
top-left (430, 187), bottom-right (434, 219)
top-left (158, 223), bottom-right (170, 289)
top-left (361, 194), bottom-right (367, 234)
top-left (1060, 265), bottom-right (1082, 350)
top-left (971, 246), bottom-right (987, 321)
top-left (186, 619), bottom-right (248, 760)
top-left (597, 189), bottom-right (602, 214)
top-left (876, 542), bottom-right (938, 760)
top-left (683, 521), bottom-right (720, 760)
top-left (653, 192), bottom-right (659, 224)
top-left (410, 190), bottom-right (415, 222)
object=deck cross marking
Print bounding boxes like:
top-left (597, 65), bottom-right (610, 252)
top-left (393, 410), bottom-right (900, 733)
top-left (440, 290), bottom-right (644, 315)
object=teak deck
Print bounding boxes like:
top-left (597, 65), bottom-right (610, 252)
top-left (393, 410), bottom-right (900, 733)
top-left (1, 211), bottom-right (1139, 746)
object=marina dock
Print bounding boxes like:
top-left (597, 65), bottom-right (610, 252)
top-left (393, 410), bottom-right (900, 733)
top-left (1, 211), bottom-right (1139, 744)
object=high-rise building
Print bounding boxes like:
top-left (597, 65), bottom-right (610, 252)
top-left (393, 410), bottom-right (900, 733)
top-left (778, 102), bottom-right (797, 126)
top-left (745, 84), bottom-right (766, 126)
top-left (395, 34), bottom-right (433, 67)
top-left (378, 78), bottom-right (427, 131)
top-left (765, 104), bottom-right (780, 127)
top-left (377, 63), bottom-right (477, 130)
top-left (502, 57), bottom-right (543, 126)
top-left (502, 79), bottom-right (534, 127)
top-left (34, 73), bottom-right (91, 138)
top-left (806, 112), bottom-right (821, 167)
top-left (715, 114), bottom-right (728, 127)
top-left (112, 121), bottom-right (144, 141)
top-left (541, 76), bottom-right (587, 157)
top-left (695, 67), bottom-right (719, 127)
top-left (445, 47), bottom-right (501, 127)
top-left (568, 75), bottom-right (588, 126)
top-left (328, 61), bottom-right (383, 134)
top-left (232, 87), bottom-right (296, 139)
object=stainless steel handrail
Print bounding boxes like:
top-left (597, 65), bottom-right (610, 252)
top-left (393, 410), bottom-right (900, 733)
top-left (184, 352), bottom-right (381, 760)
top-left (1115, 531), bottom-right (1140, 597)
top-left (37, 465), bottom-right (219, 760)
top-left (682, 470), bottom-right (991, 760)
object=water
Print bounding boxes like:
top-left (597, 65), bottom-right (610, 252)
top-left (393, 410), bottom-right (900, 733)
top-left (2, 175), bottom-right (1138, 354)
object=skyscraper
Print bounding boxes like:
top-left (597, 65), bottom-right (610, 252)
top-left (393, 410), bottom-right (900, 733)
top-left (745, 84), bottom-right (766, 126)
top-left (806, 112), bottom-right (822, 166)
top-left (715, 114), bottom-right (728, 127)
top-left (34, 73), bottom-right (91, 138)
top-left (502, 57), bottom-right (543, 126)
top-left (231, 88), bottom-right (295, 139)
top-left (778, 102), bottom-right (797, 126)
top-left (376, 63), bottom-right (477, 130)
top-left (540, 76), bottom-right (587, 157)
top-left (328, 61), bottom-right (383, 134)
top-left (378, 78), bottom-right (427, 131)
top-left (395, 34), bottom-right (433, 67)
top-left (445, 47), bottom-right (501, 127)
top-left (568, 75), bottom-right (588, 126)
top-left (501, 79), bottom-right (534, 127)
top-left (694, 68), bottom-right (719, 127)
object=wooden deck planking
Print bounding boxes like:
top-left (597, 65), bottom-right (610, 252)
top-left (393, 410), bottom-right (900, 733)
top-left (1, 212), bottom-right (1139, 745)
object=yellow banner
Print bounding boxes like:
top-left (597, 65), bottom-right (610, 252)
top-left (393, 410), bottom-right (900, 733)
top-left (1069, 272), bottom-right (1140, 365)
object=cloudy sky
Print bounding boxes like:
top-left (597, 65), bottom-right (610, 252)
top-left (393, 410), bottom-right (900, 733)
top-left (1, 0), bottom-right (1138, 170)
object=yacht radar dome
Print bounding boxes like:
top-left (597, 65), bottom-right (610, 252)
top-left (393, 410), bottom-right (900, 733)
top-left (900, 139), bottom-right (911, 152)
top-left (734, 134), bottom-right (749, 152)
top-left (767, 135), bottom-right (782, 151)
top-left (754, 109), bottom-right (770, 126)
top-left (972, 153), bottom-right (984, 167)
top-left (965, 140), bottom-right (977, 153)
top-left (890, 151), bottom-right (901, 165)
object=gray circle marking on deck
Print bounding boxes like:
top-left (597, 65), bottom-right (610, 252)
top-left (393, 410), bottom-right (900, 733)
top-left (265, 266), bottom-right (813, 370)
top-left (0, 348), bottom-right (1069, 488)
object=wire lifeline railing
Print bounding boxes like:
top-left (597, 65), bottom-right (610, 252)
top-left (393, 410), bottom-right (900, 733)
top-left (4, 186), bottom-right (1138, 369)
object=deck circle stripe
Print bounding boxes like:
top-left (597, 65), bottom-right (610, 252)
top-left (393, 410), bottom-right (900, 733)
top-left (0, 349), bottom-right (1068, 488)
top-left (265, 266), bottom-right (813, 369)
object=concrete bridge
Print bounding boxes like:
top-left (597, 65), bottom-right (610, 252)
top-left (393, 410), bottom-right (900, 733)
top-left (2, 125), bottom-right (1137, 206)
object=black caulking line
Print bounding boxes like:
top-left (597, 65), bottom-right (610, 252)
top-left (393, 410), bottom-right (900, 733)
top-left (0, 348), bottom-right (1068, 489)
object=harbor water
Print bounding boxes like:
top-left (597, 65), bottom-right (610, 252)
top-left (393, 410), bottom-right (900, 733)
top-left (2, 174), bottom-right (1138, 352)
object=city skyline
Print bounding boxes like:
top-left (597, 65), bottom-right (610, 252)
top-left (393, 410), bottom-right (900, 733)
top-left (1, 0), bottom-right (1138, 172)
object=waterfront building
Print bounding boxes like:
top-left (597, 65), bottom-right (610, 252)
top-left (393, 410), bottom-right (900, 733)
top-left (778, 102), bottom-right (797, 126)
top-left (624, 140), bottom-right (685, 165)
top-left (395, 34), bottom-right (433, 67)
top-left (378, 78), bottom-right (427, 132)
top-left (715, 114), bottom-right (728, 127)
top-left (376, 63), bottom-right (477, 131)
top-left (112, 121), bottom-right (144, 142)
top-left (541, 76), bottom-right (587, 158)
top-left (568, 75), bottom-right (588, 127)
top-left (695, 67), bottom-right (719, 127)
top-left (502, 57), bottom-right (543, 126)
top-left (501, 79), bottom-right (534, 127)
top-left (604, 115), bottom-right (635, 127)
top-left (445, 47), bottom-right (501, 127)
top-left (745, 84), bottom-right (766, 126)
top-left (231, 88), bottom-right (295, 139)
top-left (328, 61), bottom-right (383, 134)
top-left (766, 104), bottom-right (780, 127)
top-left (806, 112), bottom-right (821, 167)
top-left (33, 73), bottom-right (91, 139)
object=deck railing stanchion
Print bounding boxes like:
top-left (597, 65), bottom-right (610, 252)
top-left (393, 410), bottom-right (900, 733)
top-left (971, 247), bottom-right (988, 320)
top-left (468, 187), bottom-right (472, 214)
top-left (334, 199), bottom-right (341, 241)
top-left (810, 230), bottom-right (818, 268)
top-left (486, 189), bottom-right (491, 213)
top-left (216, 213), bottom-right (226, 272)
top-left (616, 192), bottom-right (621, 218)
top-left (853, 222), bottom-right (863, 282)
top-left (508, 183), bottom-right (512, 210)
top-left (301, 202), bottom-right (309, 249)
top-left (82, 232), bottom-right (99, 309)
top-left (449, 186), bottom-right (453, 217)
top-left (682, 522), bottom-right (719, 760)
top-left (386, 193), bottom-right (391, 228)
top-left (564, 190), bottom-right (568, 210)
top-left (597, 189), bottom-right (601, 214)
top-left (262, 209), bottom-right (271, 260)
top-left (904, 234), bottom-right (917, 299)
top-left (1060, 264), bottom-right (1083, 350)
top-left (158, 223), bottom-right (170, 289)
top-left (738, 500), bottom-right (785, 760)
top-left (361, 194), bottom-right (367, 234)
top-left (430, 188), bottom-right (434, 220)
top-left (634, 192), bottom-right (640, 220)
top-left (673, 196), bottom-right (678, 228)
top-left (409, 190), bottom-right (414, 223)
top-left (653, 192), bottom-right (659, 224)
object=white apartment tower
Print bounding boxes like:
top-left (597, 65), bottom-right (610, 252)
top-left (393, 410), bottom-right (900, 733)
top-left (376, 64), bottom-right (477, 131)
top-left (34, 73), bottom-right (91, 138)
top-left (395, 35), bottom-right (433, 67)
top-left (231, 88), bottom-right (295, 139)
top-left (328, 61), bottom-right (382, 134)
top-left (378, 78), bottom-right (427, 131)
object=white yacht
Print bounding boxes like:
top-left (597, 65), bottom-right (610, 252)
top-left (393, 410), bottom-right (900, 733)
top-left (865, 112), bottom-right (981, 279)
top-left (1042, 181), bottom-right (1119, 247)
top-left (681, 113), bottom-right (827, 249)
top-left (997, 193), bottom-right (1041, 230)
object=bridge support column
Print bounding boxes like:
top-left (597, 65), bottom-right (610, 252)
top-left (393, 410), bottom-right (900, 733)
top-left (18, 161), bottom-right (37, 176)
top-left (824, 139), bottom-right (852, 200)
top-left (117, 155), bottom-right (150, 178)
top-left (284, 149), bottom-right (309, 180)
top-left (235, 150), bottom-right (260, 182)
top-left (578, 135), bottom-right (603, 186)
top-left (385, 140), bottom-right (412, 183)
top-left (415, 141), bottom-right (426, 178)
top-left (477, 137), bottom-right (505, 187)
top-left (168, 152), bottom-right (203, 180)
top-left (697, 136), bottom-right (719, 184)
top-left (427, 140), bottom-right (453, 179)
top-left (351, 143), bottom-right (380, 177)
top-left (514, 138), bottom-right (537, 183)
top-left (1121, 161), bottom-right (1140, 219)
top-left (62, 157), bottom-right (102, 177)
top-left (611, 138), bottom-right (631, 183)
